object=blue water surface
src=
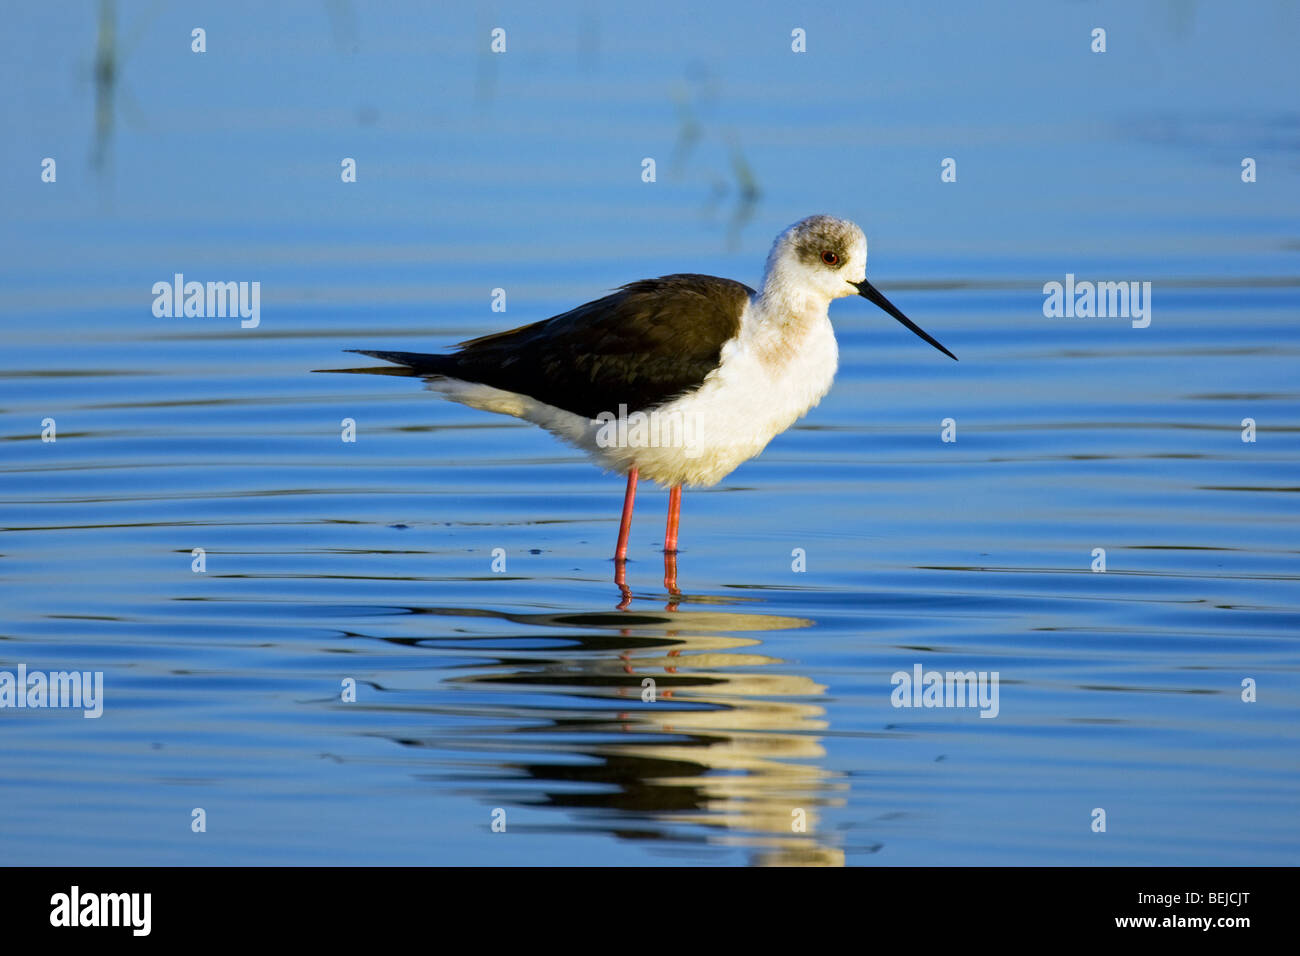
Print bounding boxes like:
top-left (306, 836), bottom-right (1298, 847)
top-left (1, 1), bottom-right (1297, 865)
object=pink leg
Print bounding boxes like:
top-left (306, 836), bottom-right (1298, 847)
top-left (615, 560), bottom-right (632, 610)
top-left (664, 485), bottom-right (682, 554)
top-left (615, 468), bottom-right (638, 562)
top-left (663, 549), bottom-right (680, 597)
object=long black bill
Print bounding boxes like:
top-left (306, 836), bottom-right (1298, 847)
top-left (853, 279), bottom-right (957, 361)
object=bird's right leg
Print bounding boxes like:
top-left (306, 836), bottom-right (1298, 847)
top-left (615, 468), bottom-right (638, 563)
top-left (614, 468), bottom-right (638, 608)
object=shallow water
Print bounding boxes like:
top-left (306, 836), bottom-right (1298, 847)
top-left (2, 1), bottom-right (1298, 865)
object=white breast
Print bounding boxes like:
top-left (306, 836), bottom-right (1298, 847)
top-left (425, 299), bottom-right (840, 488)
top-left (594, 300), bottom-right (840, 486)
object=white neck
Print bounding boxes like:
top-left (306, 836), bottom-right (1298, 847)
top-left (741, 268), bottom-right (834, 370)
top-left (756, 266), bottom-right (832, 329)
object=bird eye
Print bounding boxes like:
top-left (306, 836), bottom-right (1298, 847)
top-left (821, 251), bottom-right (839, 265)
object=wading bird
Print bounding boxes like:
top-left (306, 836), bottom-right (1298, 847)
top-left (342, 215), bottom-right (955, 594)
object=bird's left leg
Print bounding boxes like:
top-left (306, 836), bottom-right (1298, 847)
top-left (663, 485), bottom-right (682, 595)
top-left (663, 549), bottom-right (680, 598)
top-left (664, 485), bottom-right (682, 554)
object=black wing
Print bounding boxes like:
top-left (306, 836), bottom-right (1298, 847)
top-left (351, 274), bottom-right (751, 418)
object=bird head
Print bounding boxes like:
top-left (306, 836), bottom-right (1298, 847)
top-left (765, 215), bottom-right (956, 360)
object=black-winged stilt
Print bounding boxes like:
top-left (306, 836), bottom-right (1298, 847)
top-left (344, 215), bottom-right (955, 591)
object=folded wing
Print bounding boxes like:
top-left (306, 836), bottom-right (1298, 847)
top-left (351, 274), bottom-right (751, 418)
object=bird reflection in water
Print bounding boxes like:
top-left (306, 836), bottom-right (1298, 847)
top-left (362, 603), bottom-right (849, 865)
